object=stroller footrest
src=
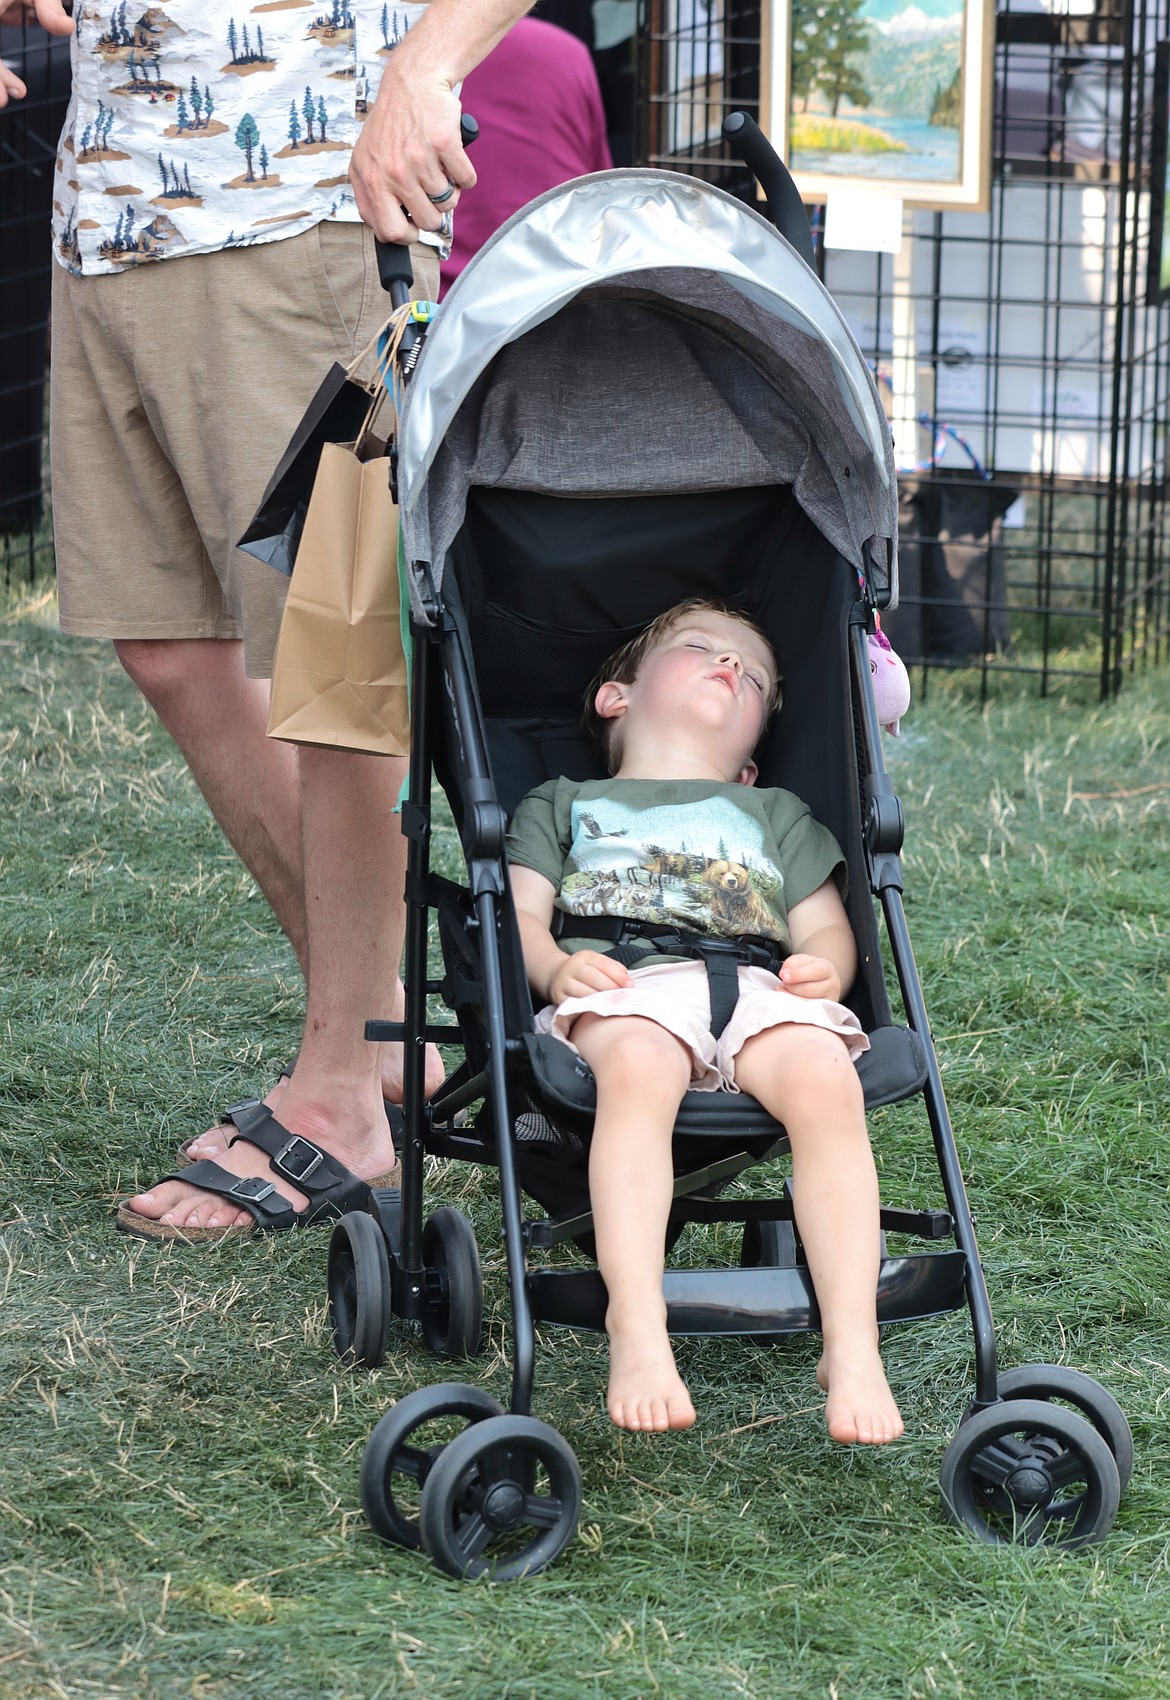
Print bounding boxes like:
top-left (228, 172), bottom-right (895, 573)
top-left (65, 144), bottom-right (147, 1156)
top-left (527, 1252), bottom-right (968, 1336)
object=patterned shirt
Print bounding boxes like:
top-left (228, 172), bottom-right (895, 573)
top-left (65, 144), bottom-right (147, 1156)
top-left (52, 2), bottom-right (447, 275)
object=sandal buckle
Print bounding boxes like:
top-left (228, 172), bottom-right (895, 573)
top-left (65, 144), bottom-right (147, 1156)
top-left (228, 1176), bottom-right (276, 1203)
top-left (275, 1136), bottom-right (324, 1185)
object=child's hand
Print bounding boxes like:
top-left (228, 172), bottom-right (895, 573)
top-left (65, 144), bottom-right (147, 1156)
top-left (548, 950), bottom-right (630, 1005)
top-left (777, 954), bottom-right (842, 1003)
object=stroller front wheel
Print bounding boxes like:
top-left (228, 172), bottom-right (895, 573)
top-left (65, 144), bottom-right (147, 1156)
top-left (418, 1414), bottom-right (582, 1581)
top-left (968, 1364), bottom-right (1134, 1493)
top-left (360, 1381), bottom-right (504, 1550)
top-left (941, 1398), bottom-right (1121, 1547)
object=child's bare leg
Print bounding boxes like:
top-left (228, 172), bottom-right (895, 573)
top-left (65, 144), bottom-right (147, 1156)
top-left (733, 1026), bottom-right (903, 1445)
top-left (571, 1013), bottom-right (697, 1433)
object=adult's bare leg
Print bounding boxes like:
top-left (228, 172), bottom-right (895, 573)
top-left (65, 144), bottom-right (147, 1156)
top-left (733, 1025), bottom-right (903, 1445)
top-left (115, 637), bottom-right (307, 970)
top-left (127, 747), bottom-right (434, 1229)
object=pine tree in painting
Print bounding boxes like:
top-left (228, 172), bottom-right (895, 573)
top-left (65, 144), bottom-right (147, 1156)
top-left (176, 91), bottom-right (189, 132)
top-left (190, 79), bottom-right (203, 126)
top-left (227, 19), bottom-right (238, 62)
top-left (303, 86), bottom-right (316, 144)
top-left (259, 145), bottom-right (269, 180)
top-left (317, 96), bottom-right (328, 141)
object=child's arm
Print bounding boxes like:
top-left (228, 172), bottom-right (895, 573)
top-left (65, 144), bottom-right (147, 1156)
top-left (509, 865), bottom-right (630, 1005)
top-left (778, 880), bottom-right (858, 1004)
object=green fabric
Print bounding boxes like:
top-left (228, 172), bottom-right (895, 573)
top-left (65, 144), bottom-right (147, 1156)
top-left (506, 776), bottom-right (846, 966)
top-left (395, 525), bottom-right (412, 814)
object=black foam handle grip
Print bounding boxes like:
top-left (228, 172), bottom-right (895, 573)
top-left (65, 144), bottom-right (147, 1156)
top-left (722, 112), bottom-right (815, 269)
top-left (375, 111), bottom-right (480, 304)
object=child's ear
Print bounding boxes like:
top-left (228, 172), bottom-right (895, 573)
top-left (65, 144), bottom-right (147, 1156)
top-left (736, 759), bottom-right (759, 787)
top-left (593, 680), bottom-right (628, 722)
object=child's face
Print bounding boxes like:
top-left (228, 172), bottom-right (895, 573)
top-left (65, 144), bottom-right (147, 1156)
top-left (607, 611), bottom-right (778, 776)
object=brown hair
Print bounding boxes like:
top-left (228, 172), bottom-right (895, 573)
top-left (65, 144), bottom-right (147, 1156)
top-left (583, 598), bottom-right (783, 773)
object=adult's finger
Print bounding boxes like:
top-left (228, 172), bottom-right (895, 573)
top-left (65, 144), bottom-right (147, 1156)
top-left (32, 0), bottom-right (76, 34)
top-left (0, 66), bottom-right (28, 108)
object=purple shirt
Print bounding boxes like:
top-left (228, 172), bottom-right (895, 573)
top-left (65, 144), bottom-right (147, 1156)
top-left (441, 19), bottom-right (612, 294)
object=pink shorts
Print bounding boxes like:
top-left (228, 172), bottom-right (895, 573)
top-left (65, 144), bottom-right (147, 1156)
top-left (533, 959), bottom-right (870, 1092)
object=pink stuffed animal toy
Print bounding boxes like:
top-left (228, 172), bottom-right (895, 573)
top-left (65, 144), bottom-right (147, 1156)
top-left (867, 621), bottom-right (910, 736)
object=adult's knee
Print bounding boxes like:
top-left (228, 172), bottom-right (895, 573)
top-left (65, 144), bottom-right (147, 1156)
top-left (113, 637), bottom-right (241, 716)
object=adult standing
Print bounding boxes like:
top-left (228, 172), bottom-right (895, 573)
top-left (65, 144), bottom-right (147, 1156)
top-left (1, 0), bottom-right (534, 1241)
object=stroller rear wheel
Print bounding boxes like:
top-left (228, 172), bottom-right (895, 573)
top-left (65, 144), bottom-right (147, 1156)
top-left (327, 1211), bottom-right (392, 1368)
top-left (360, 1381), bottom-right (504, 1550)
top-left (421, 1207), bottom-right (483, 1358)
top-left (940, 1398), bottom-right (1121, 1547)
top-left (418, 1413), bottom-right (582, 1581)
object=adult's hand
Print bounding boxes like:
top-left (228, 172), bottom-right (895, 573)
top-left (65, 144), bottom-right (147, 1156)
top-left (0, 1), bottom-right (75, 35)
top-left (349, 0), bottom-right (533, 243)
top-left (0, 0), bottom-right (72, 108)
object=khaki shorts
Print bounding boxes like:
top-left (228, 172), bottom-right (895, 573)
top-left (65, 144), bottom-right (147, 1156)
top-left (534, 959), bottom-right (871, 1093)
top-left (50, 225), bottom-right (439, 679)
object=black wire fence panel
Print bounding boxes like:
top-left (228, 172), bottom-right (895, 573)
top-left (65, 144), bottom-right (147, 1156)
top-left (4, 7), bottom-right (1170, 694)
top-left (1, 22), bottom-right (69, 589)
top-left (633, 0), bottom-right (1170, 697)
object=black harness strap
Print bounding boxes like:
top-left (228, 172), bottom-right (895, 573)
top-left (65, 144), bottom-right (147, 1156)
top-left (551, 913), bottom-right (787, 1040)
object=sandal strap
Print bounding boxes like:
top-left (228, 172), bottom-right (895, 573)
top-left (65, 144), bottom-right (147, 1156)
top-left (157, 1158), bottom-right (301, 1233)
top-left (223, 1101), bottom-right (372, 1216)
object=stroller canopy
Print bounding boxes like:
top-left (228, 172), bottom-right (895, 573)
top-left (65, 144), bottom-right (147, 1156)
top-left (398, 169), bottom-right (898, 614)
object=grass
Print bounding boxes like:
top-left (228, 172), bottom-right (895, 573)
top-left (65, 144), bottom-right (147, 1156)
top-left (2, 585), bottom-right (1170, 1699)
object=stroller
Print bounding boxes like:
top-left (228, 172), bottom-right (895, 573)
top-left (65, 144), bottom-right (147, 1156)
top-left (325, 118), bottom-right (1132, 1580)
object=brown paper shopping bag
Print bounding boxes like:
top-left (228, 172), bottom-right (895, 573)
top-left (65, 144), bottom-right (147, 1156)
top-left (266, 435), bottom-right (409, 755)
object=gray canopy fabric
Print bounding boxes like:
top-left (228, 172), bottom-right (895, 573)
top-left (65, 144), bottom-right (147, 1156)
top-left (398, 169), bottom-right (898, 619)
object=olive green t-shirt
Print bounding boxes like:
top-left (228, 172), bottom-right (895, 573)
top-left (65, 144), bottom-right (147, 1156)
top-left (506, 776), bottom-right (847, 964)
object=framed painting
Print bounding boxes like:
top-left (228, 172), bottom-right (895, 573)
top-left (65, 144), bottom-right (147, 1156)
top-left (1147, 40), bottom-right (1170, 306)
top-left (762, 0), bottom-right (995, 209)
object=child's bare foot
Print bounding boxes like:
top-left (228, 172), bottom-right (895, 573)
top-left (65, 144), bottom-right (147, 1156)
top-left (816, 1343), bottom-right (904, 1445)
top-left (606, 1313), bottom-right (696, 1432)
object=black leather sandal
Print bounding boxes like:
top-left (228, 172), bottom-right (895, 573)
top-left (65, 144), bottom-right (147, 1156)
top-left (116, 1101), bottom-right (398, 1244)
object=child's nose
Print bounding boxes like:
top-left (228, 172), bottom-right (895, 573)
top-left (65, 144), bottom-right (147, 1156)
top-left (719, 650), bottom-right (743, 672)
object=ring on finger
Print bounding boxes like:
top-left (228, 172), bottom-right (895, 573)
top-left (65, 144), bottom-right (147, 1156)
top-left (426, 179), bottom-right (456, 206)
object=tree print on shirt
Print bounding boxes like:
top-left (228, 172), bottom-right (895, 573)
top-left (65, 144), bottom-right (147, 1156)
top-left (96, 202), bottom-right (185, 264)
top-left (224, 17), bottom-right (277, 73)
top-left (163, 79), bottom-right (228, 137)
top-left (224, 110), bottom-right (283, 185)
top-left (95, 5), bottom-right (184, 60)
top-left (276, 85), bottom-right (344, 155)
top-left (377, 5), bottom-right (411, 53)
top-left (77, 101), bottom-right (131, 163)
top-left (307, 4), bottom-right (356, 48)
top-left (152, 151), bottom-right (202, 205)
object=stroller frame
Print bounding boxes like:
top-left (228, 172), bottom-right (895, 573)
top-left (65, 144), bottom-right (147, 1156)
top-left (327, 121), bottom-right (1132, 1580)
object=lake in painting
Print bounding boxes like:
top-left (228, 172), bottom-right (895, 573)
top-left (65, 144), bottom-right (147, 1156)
top-left (788, 0), bottom-right (965, 184)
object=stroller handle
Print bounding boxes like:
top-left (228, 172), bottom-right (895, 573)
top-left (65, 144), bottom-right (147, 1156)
top-left (722, 112), bottom-right (815, 269)
top-left (376, 112), bottom-right (479, 307)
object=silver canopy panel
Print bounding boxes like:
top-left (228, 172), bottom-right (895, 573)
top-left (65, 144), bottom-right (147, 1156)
top-left (397, 169), bottom-right (897, 611)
